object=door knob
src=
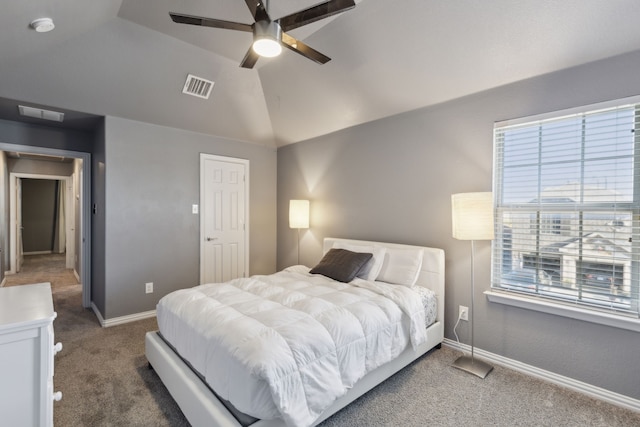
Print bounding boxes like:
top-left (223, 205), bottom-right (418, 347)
top-left (206, 237), bottom-right (218, 241)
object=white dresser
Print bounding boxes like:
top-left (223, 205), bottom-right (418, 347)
top-left (0, 282), bottom-right (62, 427)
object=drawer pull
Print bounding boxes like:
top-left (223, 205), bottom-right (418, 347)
top-left (54, 342), bottom-right (63, 355)
top-left (53, 391), bottom-right (62, 402)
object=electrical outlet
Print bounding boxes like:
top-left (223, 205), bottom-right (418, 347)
top-left (145, 282), bottom-right (153, 294)
top-left (459, 305), bottom-right (469, 321)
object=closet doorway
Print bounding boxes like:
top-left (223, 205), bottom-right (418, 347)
top-left (10, 175), bottom-right (75, 274)
top-left (0, 146), bottom-right (91, 308)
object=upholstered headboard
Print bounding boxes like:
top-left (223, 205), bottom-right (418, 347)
top-left (323, 237), bottom-right (445, 323)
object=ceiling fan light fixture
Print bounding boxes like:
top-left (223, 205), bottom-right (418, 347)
top-left (252, 21), bottom-right (282, 58)
top-left (253, 38), bottom-right (281, 57)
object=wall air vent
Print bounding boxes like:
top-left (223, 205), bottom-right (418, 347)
top-left (182, 74), bottom-right (214, 99)
top-left (18, 105), bottom-right (65, 122)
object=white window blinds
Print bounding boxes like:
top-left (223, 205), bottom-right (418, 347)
top-left (492, 98), bottom-right (640, 317)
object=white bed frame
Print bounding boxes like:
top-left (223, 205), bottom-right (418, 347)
top-left (145, 237), bottom-right (445, 427)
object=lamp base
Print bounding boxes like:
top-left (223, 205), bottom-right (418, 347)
top-left (452, 354), bottom-right (493, 379)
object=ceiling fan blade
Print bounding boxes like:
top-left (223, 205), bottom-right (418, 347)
top-left (278, 0), bottom-right (355, 32)
top-left (169, 13), bottom-right (253, 32)
top-left (240, 47), bottom-right (260, 69)
top-left (244, 0), bottom-right (270, 22)
top-left (281, 32), bottom-right (331, 64)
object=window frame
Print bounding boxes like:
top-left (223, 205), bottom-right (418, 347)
top-left (488, 96), bottom-right (640, 330)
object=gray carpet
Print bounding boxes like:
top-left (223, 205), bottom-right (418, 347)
top-left (3, 253), bottom-right (79, 291)
top-left (49, 286), bottom-right (640, 426)
top-left (52, 287), bottom-right (189, 426)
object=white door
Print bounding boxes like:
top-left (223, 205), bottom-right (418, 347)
top-left (200, 154), bottom-right (249, 284)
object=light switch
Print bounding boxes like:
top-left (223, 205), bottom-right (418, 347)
top-left (192, 204), bottom-right (199, 214)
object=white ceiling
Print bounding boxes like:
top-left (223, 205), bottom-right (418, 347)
top-left (2, 0), bottom-right (640, 147)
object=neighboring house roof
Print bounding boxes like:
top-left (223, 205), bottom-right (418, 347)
top-left (549, 233), bottom-right (631, 259)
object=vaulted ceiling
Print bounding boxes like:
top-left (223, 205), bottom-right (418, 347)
top-left (2, 1), bottom-right (640, 148)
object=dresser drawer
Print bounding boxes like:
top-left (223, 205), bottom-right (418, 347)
top-left (0, 283), bottom-right (57, 427)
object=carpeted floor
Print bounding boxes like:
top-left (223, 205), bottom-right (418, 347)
top-left (52, 288), bottom-right (189, 426)
top-left (3, 252), bottom-right (79, 292)
top-left (32, 255), bottom-right (639, 426)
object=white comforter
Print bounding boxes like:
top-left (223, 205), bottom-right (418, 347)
top-left (157, 266), bottom-right (428, 427)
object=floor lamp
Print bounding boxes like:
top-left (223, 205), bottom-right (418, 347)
top-left (289, 200), bottom-right (309, 265)
top-left (451, 192), bottom-right (494, 379)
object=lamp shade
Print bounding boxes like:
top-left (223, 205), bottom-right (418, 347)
top-left (451, 192), bottom-right (494, 240)
top-left (289, 200), bottom-right (309, 229)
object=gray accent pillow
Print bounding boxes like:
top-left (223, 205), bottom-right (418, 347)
top-left (309, 248), bottom-right (373, 283)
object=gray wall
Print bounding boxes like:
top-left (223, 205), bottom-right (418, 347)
top-left (0, 119), bottom-right (95, 153)
top-left (0, 114), bottom-right (278, 323)
top-left (100, 117), bottom-right (277, 319)
top-left (277, 50), bottom-right (640, 400)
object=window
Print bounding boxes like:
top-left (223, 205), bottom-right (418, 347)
top-left (536, 213), bottom-right (570, 236)
top-left (492, 98), bottom-right (640, 319)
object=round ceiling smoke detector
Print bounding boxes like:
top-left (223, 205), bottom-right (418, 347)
top-left (30, 18), bottom-right (55, 33)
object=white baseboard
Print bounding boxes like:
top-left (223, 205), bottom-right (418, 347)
top-left (91, 302), bottom-right (156, 328)
top-left (443, 338), bottom-right (640, 413)
top-left (24, 250), bottom-right (53, 255)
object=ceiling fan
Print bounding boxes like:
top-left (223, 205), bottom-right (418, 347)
top-left (170, 0), bottom-right (356, 69)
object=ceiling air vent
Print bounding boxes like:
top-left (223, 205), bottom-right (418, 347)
top-left (182, 74), bottom-right (214, 99)
top-left (18, 105), bottom-right (64, 122)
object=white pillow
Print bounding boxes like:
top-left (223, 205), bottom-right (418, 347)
top-left (331, 242), bottom-right (386, 281)
top-left (376, 247), bottom-right (424, 287)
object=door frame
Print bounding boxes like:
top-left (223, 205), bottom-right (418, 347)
top-left (0, 143), bottom-right (91, 308)
top-left (16, 176), bottom-right (22, 272)
top-left (9, 173), bottom-right (73, 271)
top-left (199, 153), bottom-right (250, 284)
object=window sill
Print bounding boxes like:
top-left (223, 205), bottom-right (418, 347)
top-left (484, 290), bottom-right (640, 333)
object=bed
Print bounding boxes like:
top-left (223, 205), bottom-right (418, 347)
top-left (145, 237), bottom-right (445, 427)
